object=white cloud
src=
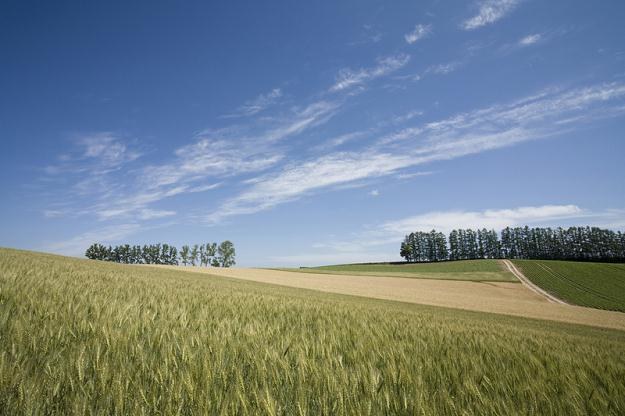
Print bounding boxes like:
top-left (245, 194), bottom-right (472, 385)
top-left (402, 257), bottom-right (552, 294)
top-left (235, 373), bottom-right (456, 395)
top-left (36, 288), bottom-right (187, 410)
top-left (393, 61), bottom-right (462, 86)
top-left (80, 133), bottom-right (140, 168)
top-left (396, 171), bottom-right (434, 180)
top-left (381, 205), bottom-right (585, 235)
top-left (262, 101), bottom-right (339, 143)
top-left (462, 0), bottom-right (522, 30)
top-left (330, 54), bottom-right (410, 92)
top-left (405, 24), bottom-right (431, 44)
top-left (92, 185), bottom-right (202, 221)
top-left (139, 100), bottom-right (338, 192)
top-left (205, 82), bottom-right (625, 224)
top-left (205, 151), bottom-right (413, 224)
top-left (425, 61), bottom-right (462, 75)
top-left (519, 33), bottom-right (541, 46)
top-left (42, 96), bottom-right (340, 224)
top-left (393, 110), bottom-right (424, 124)
top-left (42, 223), bottom-right (141, 256)
top-left (137, 209), bottom-right (177, 220)
top-left (313, 131), bottom-right (369, 151)
top-left (141, 139), bottom-right (283, 190)
top-left (44, 133), bottom-right (141, 177)
top-left (225, 88), bottom-right (283, 118)
top-left (369, 189), bottom-right (380, 197)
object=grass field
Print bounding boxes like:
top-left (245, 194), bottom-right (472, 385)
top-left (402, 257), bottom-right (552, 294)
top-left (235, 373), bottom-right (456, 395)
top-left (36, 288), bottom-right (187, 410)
top-left (512, 260), bottom-right (625, 312)
top-left (2, 248), bottom-right (625, 415)
top-left (278, 259), bottom-right (516, 281)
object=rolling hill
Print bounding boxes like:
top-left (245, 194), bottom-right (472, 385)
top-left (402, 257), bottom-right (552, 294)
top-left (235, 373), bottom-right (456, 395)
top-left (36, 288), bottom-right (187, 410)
top-left (1, 248), bottom-right (625, 414)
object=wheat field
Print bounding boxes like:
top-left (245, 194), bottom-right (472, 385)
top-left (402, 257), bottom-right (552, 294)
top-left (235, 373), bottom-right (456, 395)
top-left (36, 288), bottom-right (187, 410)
top-left (1, 248), bottom-right (625, 415)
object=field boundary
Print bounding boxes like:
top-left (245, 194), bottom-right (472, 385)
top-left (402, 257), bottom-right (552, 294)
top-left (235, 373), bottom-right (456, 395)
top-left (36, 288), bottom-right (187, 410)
top-left (162, 265), bottom-right (625, 330)
top-left (502, 260), bottom-right (568, 305)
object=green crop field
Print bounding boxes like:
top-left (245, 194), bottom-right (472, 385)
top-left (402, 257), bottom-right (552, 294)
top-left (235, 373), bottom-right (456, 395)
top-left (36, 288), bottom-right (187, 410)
top-left (278, 259), bottom-right (516, 281)
top-left (2, 248), bottom-right (625, 415)
top-left (512, 259), bottom-right (625, 312)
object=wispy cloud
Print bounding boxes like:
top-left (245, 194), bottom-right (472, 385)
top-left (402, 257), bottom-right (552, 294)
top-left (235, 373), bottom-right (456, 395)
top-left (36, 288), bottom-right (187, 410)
top-left (313, 131), bottom-right (369, 151)
top-left (205, 151), bottom-right (413, 224)
top-left (79, 133), bottom-right (141, 169)
top-left (369, 189), bottom-right (380, 197)
top-left (223, 88), bottom-right (283, 118)
top-left (206, 82), bottom-right (625, 224)
top-left (462, 0), bottom-right (522, 30)
top-left (425, 61), bottom-right (462, 75)
top-left (381, 205), bottom-right (586, 235)
top-left (519, 33), bottom-right (541, 46)
top-left (261, 101), bottom-right (340, 143)
top-left (396, 171), bottom-right (434, 180)
top-left (42, 223), bottom-right (142, 256)
top-left (348, 24), bottom-right (383, 46)
top-left (42, 133), bottom-right (141, 202)
top-left (392, 110), bottom-right (424, 124)
top-left (330, 54), bottom-right (410, 92)
top-left (44, 133), bottom-right (141, 177)
top-left (140, 138), bottom-right (283, 190)
top-left (393, 61), bottom-right (463, 84)
top-left (404, 24), bottom-right (431, 44)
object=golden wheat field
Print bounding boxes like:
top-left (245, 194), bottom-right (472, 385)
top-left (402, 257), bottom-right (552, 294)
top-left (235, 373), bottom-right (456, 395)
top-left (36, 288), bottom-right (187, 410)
top-left (2, 248), bottom-right (625, 415)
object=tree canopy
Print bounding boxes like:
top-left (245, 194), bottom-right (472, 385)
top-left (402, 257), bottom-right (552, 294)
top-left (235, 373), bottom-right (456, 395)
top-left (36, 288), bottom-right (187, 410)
top-left (85, 241), bottom-right (236, 267)
top-left (400, 226), bottom-right (625, 263)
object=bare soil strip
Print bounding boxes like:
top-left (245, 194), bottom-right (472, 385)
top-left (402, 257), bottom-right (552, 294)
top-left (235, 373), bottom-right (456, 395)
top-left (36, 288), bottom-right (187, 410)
top-left (159, 266), bottom-right (625, 331)
top-left (502, 259), bottom-right (568, 305)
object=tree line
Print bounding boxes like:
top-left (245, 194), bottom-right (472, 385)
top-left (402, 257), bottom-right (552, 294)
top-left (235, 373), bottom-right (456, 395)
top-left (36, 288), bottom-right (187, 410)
top-left (85, 241), bottom-right (236, 267)
top-left (400, 226), bottom-right (625, 263)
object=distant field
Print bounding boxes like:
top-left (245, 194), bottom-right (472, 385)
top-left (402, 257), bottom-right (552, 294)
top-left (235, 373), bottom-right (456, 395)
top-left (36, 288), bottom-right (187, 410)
top-left (2, 248), bottom-right (625, 415)
top-left (513, 260), bottom-right (625, 312)
top-left (278, 259), bottom-right (516, 281)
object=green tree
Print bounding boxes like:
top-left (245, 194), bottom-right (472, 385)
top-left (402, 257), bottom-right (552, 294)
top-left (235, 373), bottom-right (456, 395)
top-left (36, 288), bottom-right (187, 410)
top-left (190, 244), bottom-right (199, 266)
top-left (206, 242), bottom-right (217, 266)
top-left (180, 245), bottom-right (190, 266)
top-left (218, 240), bottom-right (236, 267)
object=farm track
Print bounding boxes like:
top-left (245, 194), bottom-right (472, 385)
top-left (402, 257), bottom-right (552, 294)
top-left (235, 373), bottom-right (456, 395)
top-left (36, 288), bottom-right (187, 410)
top-left (502, 260), bottom-right (567, 304)
top-left (160, 265), bottom-right (625, 331)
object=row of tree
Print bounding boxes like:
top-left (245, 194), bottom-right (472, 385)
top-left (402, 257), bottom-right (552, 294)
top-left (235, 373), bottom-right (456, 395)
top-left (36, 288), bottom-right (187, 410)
top-left (85, 241), bottom-right (236, 267)
top-left (400, 226), bottom-right (625, 262)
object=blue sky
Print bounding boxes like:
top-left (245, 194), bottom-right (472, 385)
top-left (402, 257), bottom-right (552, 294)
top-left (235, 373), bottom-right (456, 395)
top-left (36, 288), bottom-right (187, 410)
top-left (2, 0), bottom-right (625, 266)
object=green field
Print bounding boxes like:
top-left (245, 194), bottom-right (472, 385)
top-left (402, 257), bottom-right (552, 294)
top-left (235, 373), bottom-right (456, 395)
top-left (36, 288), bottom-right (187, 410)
top-left (512, 259), bottom-right (625, 312)
top-left (278, 259), bottom-right (516, 281)
top-left (2, 248), bottom-right (625, 415)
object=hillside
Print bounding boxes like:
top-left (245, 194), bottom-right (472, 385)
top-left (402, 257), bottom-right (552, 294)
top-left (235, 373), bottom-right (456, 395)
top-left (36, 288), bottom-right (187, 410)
top-left (1, 248), bottom-right (625, 414)
top-left (512, 260), bottom-right (625, 312)
top-left (280, 259), bottom-right (516, 281)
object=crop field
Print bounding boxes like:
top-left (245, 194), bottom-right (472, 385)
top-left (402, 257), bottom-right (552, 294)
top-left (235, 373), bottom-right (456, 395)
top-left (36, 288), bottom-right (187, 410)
top-left (278, 259), bottom-right (515, 281)
top-left (512, 260), bottom-right (625, 312)
top-left (2, 248), bottom-right (625, 415)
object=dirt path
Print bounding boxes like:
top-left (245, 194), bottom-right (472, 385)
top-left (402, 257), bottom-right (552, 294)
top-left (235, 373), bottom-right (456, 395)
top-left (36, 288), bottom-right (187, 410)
top-left (158, 265), bottom-right (625, 331)
top-left (502, 259), bottom-right (568, 305)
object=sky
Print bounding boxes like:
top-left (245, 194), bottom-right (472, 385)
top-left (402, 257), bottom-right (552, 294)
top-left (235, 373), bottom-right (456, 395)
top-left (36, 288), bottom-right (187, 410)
top-left (1, 0), bottom-right (625, 266)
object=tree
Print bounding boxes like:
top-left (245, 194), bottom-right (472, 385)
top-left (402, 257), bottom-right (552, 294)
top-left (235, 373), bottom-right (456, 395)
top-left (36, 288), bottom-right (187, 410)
top-left (218, 240), bottom-right (236, 267)
top-left (206, 242), bottom-right (217, 266)
top-left (85, 243), bottom-right (107, 260)
top-left (199, 244), bottom-right (206, 266)
top-left (190, 244), bottom-right (199, 266)
top-left (180, 245), bottom-right (190, 266)
top-left (168, 246), bottom-right (179, 265)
